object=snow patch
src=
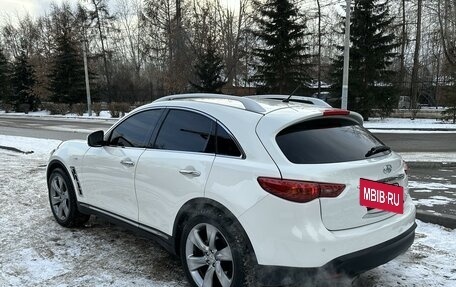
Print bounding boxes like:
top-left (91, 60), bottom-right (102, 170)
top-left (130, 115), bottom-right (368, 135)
top-left (370, 129), bottom-right (456, 134)
top-left (0, 135), bottom-right (61, 155)
top-left (364, 118), bottom-right (456, 130)
top-left (1, 248), bottom-right (68, 285)
top-left (409, 181), bottom-right (456, 190)
top-left (413, 196), bottom-right (453, 207)
top-left (399, 152), bottom-right (456, 162)
top-left (413, 189), bottom-right (433, 193)
top-left (356, 220), bottom-right (456, 285)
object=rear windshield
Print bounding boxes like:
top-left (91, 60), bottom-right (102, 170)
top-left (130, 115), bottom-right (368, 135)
top-left (276, 118), bottom-right (389, 164)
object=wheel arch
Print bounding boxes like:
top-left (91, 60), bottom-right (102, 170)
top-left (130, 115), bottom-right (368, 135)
top-left (47, 160), bottom-right (72, 187)
top-left (172, 197), bottom-right (257, 262)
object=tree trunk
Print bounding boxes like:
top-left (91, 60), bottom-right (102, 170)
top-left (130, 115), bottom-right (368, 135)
top-left (410, 0), bottom-right (422, 119)
top-left (317, 0), bottom-right (322, 97)
top-left (400, 0), bottom-right (406, 87)
top-left (92, 0), bottom-right (112, 102)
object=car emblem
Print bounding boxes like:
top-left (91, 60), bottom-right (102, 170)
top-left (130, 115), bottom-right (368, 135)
top-left (383, 164), bottom-right (392, 174)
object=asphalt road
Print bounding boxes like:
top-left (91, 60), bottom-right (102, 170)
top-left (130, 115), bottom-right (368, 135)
top-left (408, 166), bottom-right (456, 216)
top-left (0, 116), bottom-right (114, 141)
top-left (375, 133), bottom-right (456, 152)
top-left (1, 116), bottom-right (456, 152)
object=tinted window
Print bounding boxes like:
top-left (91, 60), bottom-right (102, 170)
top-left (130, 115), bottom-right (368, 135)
top-left (153, 110), bottom-right (215, 153)
top-left (109, 109), bottom-right (162, 147)
top-left (216, 124), bottom-right (242, 157)
top-left (276, 118), bottom-right (387, 164)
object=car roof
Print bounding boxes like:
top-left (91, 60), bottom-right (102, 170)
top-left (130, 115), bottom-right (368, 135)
top-left (147, 93), bottom-right (328, 113)
top-left (135, 93), bottom-right (362, 125)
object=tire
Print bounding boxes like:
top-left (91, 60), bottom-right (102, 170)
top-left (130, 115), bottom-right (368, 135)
top-left (180, 209), bottom-right (255, 287)
top-left (48, 168), bottom-right (90, 227)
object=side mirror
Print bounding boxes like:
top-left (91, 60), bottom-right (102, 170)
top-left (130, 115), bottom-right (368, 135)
top-left (88, 130), bottom-right (105, 147)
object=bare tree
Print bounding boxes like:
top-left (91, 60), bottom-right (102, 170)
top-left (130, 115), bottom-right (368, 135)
top-left (86, 0), bottom-right (117, 101)
top-left (316, 0), bottom-right (322, 96)
top-left (410, 0), bottom-right (423, 118)
top-left (114, 0), bottom-right (148, 77)
top-left (399, 0), bottom-right (407, 86)
top-left (143, 0), bottom-right (192, 93)
top-left (438, 0), bottom-right (456, 65)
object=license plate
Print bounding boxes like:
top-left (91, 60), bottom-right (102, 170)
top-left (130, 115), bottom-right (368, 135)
top-left (359, 178), bottom-right (404, 214)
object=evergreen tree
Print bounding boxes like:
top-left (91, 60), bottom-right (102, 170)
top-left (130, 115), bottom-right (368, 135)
top-left (49, 4), bottom-right (86, 104)
top-left (11, 49), bottom-right (38, 112)
top-left (190, 39), bottom-right (226, 93)
top-left (332, 0), bottom-right (397, 119)
top-left (252, 0), bottom-right (310, 94)
top-left (0, 48), bottom-right (13, 110)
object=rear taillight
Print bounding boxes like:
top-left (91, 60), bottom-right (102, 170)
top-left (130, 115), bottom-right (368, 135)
top-left (323, 109), bottom-right (350, 116)
top-left (257, 177), bottom-right (345, 203)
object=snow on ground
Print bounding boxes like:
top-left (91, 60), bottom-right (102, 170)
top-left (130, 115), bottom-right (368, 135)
top-left (0, 135), bottom-right (455, 287)
top-left (369, 129), bottom-right (456, 133)
top-left (409, 181), bottom-right (456, 190)
top-left (399, 152), bottom-right (456, 162)
top-left (364, 118), bottom-right (456, 130)
top-left (353, 220), bottom-right (456, 287)
top-left (0, 110), bottom-right (114, 119)
top-left (0, 136), bottom-right (186, 287)
top-left (0, 136), bottom-right (61, 154)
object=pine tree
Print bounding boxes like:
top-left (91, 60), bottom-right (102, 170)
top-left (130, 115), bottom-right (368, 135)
top-left (252, 0), bottom-right (310, 94)
top-left (11, 50), bottom-right (38, 112)
top-left (190, 39), bottom-right (226, 93)
top-left (0, 48), bottom-right (13, 110)
top-left (332, 0), bottom-right (397, 119)
top-left (49, 5), bottom-right (86, 104)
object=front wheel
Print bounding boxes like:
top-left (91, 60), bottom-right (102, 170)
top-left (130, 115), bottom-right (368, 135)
top-left (48, 168), bottom-right (90, 227)
top-left (180, 210), bottom-right (254, 287)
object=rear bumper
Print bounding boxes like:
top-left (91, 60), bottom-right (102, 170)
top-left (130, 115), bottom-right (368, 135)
top-left (256, 222), bottom-right (416, 286)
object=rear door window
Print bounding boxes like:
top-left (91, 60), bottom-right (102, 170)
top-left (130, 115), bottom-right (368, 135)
top-left (276, 118), bottom-right (388, 164)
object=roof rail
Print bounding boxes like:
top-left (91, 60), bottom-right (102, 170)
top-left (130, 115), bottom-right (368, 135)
top-left (246, 95), bottom-right (332, 107)
top-left (154, 93), bottom-right (267, 113)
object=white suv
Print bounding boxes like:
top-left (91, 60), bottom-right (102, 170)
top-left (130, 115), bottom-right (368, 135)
top-left (47, 94), bottom-right (416, 286)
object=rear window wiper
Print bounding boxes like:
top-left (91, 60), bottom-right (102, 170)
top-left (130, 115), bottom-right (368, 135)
top-left (365, 145), bottom-right (391, 157)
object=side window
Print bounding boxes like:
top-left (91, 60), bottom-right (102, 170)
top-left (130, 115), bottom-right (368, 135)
top-left (153, 109), bottom-right (215, 153)
top-left (109, 109), bottom-right (162, 148)
top-left (216, 124), bottom-right (242, 157)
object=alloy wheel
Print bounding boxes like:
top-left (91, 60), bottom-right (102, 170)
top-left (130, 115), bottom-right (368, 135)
top-left (50, 174), bottom-right (70, 221)
top-left (185, 223), bottom-right (234, 287)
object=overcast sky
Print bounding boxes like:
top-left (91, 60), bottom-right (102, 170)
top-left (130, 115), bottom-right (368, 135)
top-left (0, 0), bottom-right (64, 18)
top-left (0, 0), bottom-right (240, 20)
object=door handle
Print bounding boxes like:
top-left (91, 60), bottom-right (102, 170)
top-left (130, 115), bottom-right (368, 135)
top-left (120, 159), bottom-right (135, 167)
top-left (179, 169), bottom-right (201, 177)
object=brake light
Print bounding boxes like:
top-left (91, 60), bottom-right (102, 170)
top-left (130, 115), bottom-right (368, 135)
top-left (323, 109), bottom-right (350, 116)
top-left (257, 177), bottom-right (345, 203)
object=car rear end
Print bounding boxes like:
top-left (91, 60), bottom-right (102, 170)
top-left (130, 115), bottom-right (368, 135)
top-left (238, 105), bottom-right (415, 285)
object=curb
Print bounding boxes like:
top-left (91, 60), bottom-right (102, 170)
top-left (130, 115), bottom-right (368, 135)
top-left (406, 161), bottom-right (456, 168)
top-left (368, 127), bottom-right (456, 131)
top-left (0, 114), bottom-right (117, 124)
top-left (416, 210), bottom-right (456, 229)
